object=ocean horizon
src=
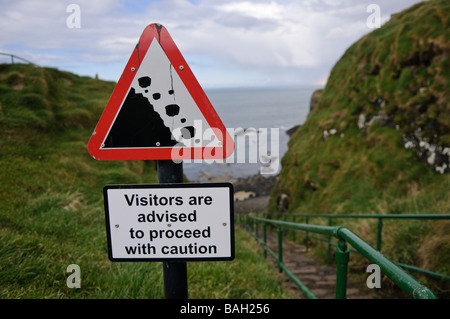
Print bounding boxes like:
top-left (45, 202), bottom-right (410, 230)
top-left (182, 85), bottom-right (319, 181)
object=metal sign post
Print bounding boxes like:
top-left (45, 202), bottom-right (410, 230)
top-left (92, 23), bottom-right (235, 300)
top-left (157, 160), bottom-right (188, 299)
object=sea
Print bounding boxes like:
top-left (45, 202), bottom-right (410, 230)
top-left (183, 86), bottom-right (318, 181)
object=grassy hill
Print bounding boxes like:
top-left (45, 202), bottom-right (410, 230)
top-left (0, 63), bottom-right (293, 298)
top-left (269, 0), bottom-right (449, 289)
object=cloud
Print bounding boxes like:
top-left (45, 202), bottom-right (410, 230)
top-left (217, 1), bottom-right (284, 20)
top-left (0, 0), bottom-right (425, 87)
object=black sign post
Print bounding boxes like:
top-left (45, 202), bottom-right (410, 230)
top-left (90, 24), bottom-right (235, 300)
top-left (157, 160), bottom-right (188, 299)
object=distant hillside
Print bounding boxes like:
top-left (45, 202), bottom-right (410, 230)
top-left (269, 0), bottom-right (449, 284)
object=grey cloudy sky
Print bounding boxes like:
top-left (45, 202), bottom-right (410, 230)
top-left (0, 0), bottom-right (425, 88)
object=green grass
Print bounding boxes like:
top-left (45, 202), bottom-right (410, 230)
top-left (0, 63), bottom-right (293, 299)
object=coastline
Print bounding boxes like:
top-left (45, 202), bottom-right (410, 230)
top-left (192, 171), bottom-right (277, 214)
top-left (232, 174), bottom-right (277, 214)
top-left (187, 123), bottom-right (305, 214)
top-left (187, 124), bottom-right (303, 214)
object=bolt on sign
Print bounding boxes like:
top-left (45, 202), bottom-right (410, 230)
top-left (88, 23), bottom-right (234, 161)
top-left (104, 183), bottom-right (234, 261)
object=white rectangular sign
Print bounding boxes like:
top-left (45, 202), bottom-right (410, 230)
top-left (103, 183), bottom-right (234, 261)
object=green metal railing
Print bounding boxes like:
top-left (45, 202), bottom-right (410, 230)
top-left (269, 213), bottom-right (450, 281)
top-left (243, 214), bottom-right (438, 299)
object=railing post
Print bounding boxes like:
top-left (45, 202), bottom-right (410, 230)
top-left (305, 216), bottom-right (309, 252)
top-left (255, 219), bottom-right (259, 241)
top-left (263, 223), bottom-right (267, 259)
top-left (277, 227), bottom-right (283, 273)
top-left (335, 238), bottom-right (349, 299)
top-left (327, 216), bottom-right (332, 265)
top-left (292, 215), bottom-right (296, 242)
top-left (376, 218), bottom-right (383, 251)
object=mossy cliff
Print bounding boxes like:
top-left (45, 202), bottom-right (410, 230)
top-left (269, 0), bottom-right (449, 284)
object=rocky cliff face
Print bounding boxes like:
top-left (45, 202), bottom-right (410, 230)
top-left (270, 0), bottom-right (449, 214)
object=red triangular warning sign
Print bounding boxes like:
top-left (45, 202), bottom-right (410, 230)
top-left (88, 23), bottom-right (234, 161)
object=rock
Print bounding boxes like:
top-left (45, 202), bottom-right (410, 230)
top-left (367, 113), bottom-right (389, 127)
top-left (323, 128), bottom-right (337, 140)
top-left (286, 125), bottom-right (301, 137)
top-left (234, 191), bottom-right (256, 202)
top-left (286, 88), bottom-right (324, 138)
top-left (232, 174), bottom-right (277, 197)
top-left (357, 114), bottom-right (366, 129)
top-left (309, 89), bottom-right (323, 113)
top-left (403, 132), bottom-right (449, 174)
top-left (277, 193), bottom-right (289, 212)
top-left (232, 174), bottom-right (278, 213)
top-left (195, 171), bottom-right (233, 182)
top-left (305, 179), bottom-right (319, 192)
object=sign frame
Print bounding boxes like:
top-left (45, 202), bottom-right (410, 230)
top-left (88, 23), bottom-right (234, 161)
top-left (103, 182), bottom-right (235, 262)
